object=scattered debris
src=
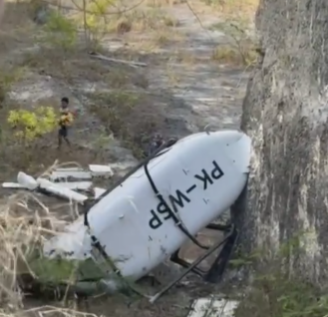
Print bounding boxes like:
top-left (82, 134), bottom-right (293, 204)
top-left (50, 167), bottom-right (92, 182)
top-left (90, 52), bottom-right (147, 68)
top-left (187, 297), bottom-right (239, 317)
top-left (52, 181), bottom-right (93, 191)
top-left (37, 178), bottom-right (88, 203)
top-left (89, 164), bottom-right (113, 178)
top-left (94, 187), bottom-right (106, 199)
top-left (2, 182), bottom-right (26, 189)
top-left (5, 131), bottom-right (251, 303)
top-left (2, 165), bottom-right (113, 203)
top-left (50, 165), bottom-right (113, 182)
top-left (18, 171), bottom-right (38, 190)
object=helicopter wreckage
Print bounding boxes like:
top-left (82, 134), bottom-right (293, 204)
top-left (2, 130), bottom-right (251, 304)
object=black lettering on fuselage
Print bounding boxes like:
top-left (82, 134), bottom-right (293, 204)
top-left (148, 160), bottom-right (224, 229)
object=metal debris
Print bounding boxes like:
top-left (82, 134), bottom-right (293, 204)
top-left (187, 297), bottom-right (239, 317)
top-left (2, 182), bottom-right (26, 189)
top-left (49, 168), bottom-right (91, 182)
top-left (37, 178), bottom-right (88, 203)
top-left (2, 165), bottom-right (114, 203)
top-left (53, 181), bottom-right (93, 191)
top-left (49, 165), bottom-right (113, 181)
top-left (18, 171), bottom-right (38, 190)
top-left (89, 164), bottom-right (113, 178)
top-left (93, 187), bottom-right (106, 199)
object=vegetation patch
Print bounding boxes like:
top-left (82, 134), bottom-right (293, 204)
top-left (210, 20), bottom-right (259, 66)
top-left (203, 0), bottom-right (259, 19)
top-left (87, 90), bottom-right (164, 158)
top-left (231, 232), bottom-right (328, 317)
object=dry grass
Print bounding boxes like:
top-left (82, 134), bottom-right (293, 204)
top-left (209, 16), bottom-right (259, 67)
top-left (145, 0), bottom-right (185, 7)
top-left (54, 0), bottom-right (181, 40)
top-left (151, 30), bottom-right (185, 48)
top-left (199, 0), bottom-right (259, 67)
top-left (105, 8), bottom-right (180, 34)
top-left (0, 30), bottom-right (154, 167)
top-left (0, 187), bottom-right (190, 317)
top-left (207, 0), bottom-right (259, 18)
top-left (211, 43), bottom-right (258, 66)
top-left (172, 50), bottom-right (197, 64)
top-left (233, 261), bottom-right (328, 317)
top-left (1, 178), bottom-right (327, 317)
top-left (86, 89), bottom-right (167, 158)
top-left (0, 182), bottom-right (108, 317)
top-left (0, 190), bottom-right (67, 304)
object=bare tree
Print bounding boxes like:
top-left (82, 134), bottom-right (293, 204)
top-left (232, 0), bottom-right (328, 284)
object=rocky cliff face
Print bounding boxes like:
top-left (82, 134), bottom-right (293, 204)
top-left (234, 0), bottom-right (328, 284)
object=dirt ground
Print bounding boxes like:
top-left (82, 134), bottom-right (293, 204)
top-left (0, 0), bottom-right (256, 315)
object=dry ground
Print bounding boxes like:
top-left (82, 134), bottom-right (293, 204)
top-left (0, 0), bottom-right (258, 316)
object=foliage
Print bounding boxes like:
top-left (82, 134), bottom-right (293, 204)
top-left (28, 256), bottom-right (105, 283)
top-left (210, 21), bottom-right (258, 66)
top-left (235, 270), bottom-right (328, 317)
top-left (202, 0), bottom-right (259, 15)
top-left (88, 90), bottom-right (140, 138)
top-left (92, 126), bottom-right (115, 150)
top-left (87, 89), bottom-right (160, 159)
top-left (0, 68), bottom-right (26, 104)
top-left (44, 11), bottom-right (77, 49)
top-left (234, 232), bottom-right (328, 317)
top-left (0, 68), bottom-right (28, 146)
top-left (7, 106), bottom-right (57, 143)
top-left (22, 251), bottom-right (142, 299)
top-left (80, 0), bottom-right (115, 48)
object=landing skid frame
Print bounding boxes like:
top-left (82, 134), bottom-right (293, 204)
top-left (149, 222), bottom-right (238, 303)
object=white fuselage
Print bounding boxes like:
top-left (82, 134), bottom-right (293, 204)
top-left (43, 130), bottom-right (252, 282)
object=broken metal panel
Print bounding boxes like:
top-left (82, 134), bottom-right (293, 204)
top-left (17, 172), bottom-right (38, 190)
top-left (187, 297), bottom-right (239, 317)
top-left (50, 169), bottom-right (92, 181)
top-left (93, 187), bottom-right (106, 199)
top-left (55, 167), bottom-right (83, 171)
top-left (37, 178), bottom-right (88, 203)
top-left (49, 165), bottom-right (114, 181)
top-left (2, 182), bottom-right (26, 189)
top-left (55, 181), bottom-right (93, 191)
top-left (3, 166), bottom-right (111, 201)
top-left (89, 164), bottom-right (113, 178)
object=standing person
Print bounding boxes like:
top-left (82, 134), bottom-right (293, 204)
top-left (58, 97), bottom-right (73, 149)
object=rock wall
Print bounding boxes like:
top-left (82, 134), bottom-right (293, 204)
top-left (234, 0), bottom-right (328, 284)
